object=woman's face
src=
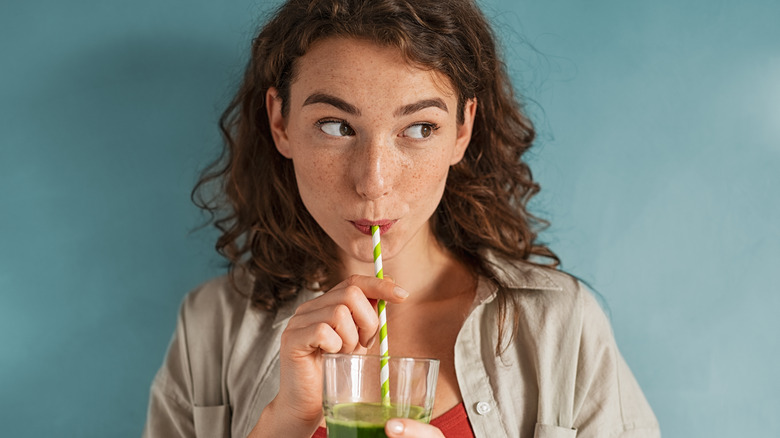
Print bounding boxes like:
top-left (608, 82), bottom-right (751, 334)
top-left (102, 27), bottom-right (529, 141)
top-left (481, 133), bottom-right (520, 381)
top-left (267, 37), bottom-right (476, 267)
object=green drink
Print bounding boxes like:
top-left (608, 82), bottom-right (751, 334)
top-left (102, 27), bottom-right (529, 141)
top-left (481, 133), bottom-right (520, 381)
top-left (322, 355), bottom-right (439, 438)
top-left (325, 402), bottom-right (430, 438)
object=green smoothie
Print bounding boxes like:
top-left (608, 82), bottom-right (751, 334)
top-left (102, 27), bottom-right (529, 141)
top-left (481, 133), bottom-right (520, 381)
top-left (325, 402), bottom-right (430, 438)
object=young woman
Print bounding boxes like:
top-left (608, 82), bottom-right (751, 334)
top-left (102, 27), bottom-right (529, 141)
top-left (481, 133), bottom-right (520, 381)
top-left (143, 1), bottom-right (660, 437)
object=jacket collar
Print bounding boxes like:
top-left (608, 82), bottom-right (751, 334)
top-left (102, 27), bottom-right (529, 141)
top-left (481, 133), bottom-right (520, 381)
top-left (483, 251), bottom-right (563, 291)
top-left (474, 251), bottom-right (563, 307)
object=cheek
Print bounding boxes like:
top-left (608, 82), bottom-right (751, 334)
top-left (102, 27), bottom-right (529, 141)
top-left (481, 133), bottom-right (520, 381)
top-left (291, 150), bottom-right (347, 209)
top-left (286, 128), bottom-right (340, 195)
top-left (401, 153), bottom-right (451, 204)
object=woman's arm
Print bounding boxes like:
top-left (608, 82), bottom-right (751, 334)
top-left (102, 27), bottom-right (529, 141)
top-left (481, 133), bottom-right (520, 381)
top-left (142, 306), bottom-right (196, 438)
top-left (247, 275), bottom-right (406, 437)
top-left (247, 275), bottom-right (450, 438)
top-left (572, 289), bottom-right (660, 438)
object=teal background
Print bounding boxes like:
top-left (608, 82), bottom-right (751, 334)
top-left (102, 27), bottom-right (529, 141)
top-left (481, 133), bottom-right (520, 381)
top-left (1, 0), bottom-right (778, 436)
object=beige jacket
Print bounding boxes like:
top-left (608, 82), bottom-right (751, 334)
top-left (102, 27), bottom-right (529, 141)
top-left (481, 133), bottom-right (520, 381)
top-left (143, 256), bottom-right (660, 438)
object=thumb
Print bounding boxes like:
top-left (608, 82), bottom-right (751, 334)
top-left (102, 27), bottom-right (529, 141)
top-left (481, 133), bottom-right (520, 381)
top-left (385, 418), bottom-right (444, 438)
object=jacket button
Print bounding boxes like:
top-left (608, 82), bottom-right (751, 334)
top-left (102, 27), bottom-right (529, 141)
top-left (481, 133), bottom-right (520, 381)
top-left (475, 401), bottom-right (491, 415)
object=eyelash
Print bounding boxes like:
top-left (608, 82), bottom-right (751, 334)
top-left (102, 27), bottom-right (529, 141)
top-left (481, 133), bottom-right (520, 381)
top-left (315, 118), bottom-right (348, 127)
top-left (405, 123), bottom-right (440, 138)
top-left (314, 119), bottom-right (440, 139)
top-left (315, 119), bottom-right (354, 136)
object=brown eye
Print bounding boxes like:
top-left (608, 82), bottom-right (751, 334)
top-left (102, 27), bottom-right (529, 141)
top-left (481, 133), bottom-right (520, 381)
top-left (318, 120), bottom-right (355, 137)
top-left (403, 123), bottom-right (437, 139)
top-left (340, 123), bottom-right (354, 136)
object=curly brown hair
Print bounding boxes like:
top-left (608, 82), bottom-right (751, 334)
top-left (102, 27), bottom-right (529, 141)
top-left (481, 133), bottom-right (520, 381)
top-left (193, 0), bottom-right (559, 330)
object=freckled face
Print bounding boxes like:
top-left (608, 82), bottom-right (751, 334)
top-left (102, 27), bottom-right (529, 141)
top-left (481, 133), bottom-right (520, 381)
top-left (267, 37), bottom-right (475, 266)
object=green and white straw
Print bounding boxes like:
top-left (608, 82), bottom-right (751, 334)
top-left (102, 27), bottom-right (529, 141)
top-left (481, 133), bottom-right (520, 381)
top-left (371, 225), bottom-right (390, 405)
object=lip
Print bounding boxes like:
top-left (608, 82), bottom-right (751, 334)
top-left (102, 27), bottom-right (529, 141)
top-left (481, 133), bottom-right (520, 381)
top-left (349, 219), bottom-right (397, 236)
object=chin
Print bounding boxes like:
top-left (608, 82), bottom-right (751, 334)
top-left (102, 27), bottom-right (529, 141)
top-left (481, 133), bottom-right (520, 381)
top-left (332, 235), bottom-right (375, 265)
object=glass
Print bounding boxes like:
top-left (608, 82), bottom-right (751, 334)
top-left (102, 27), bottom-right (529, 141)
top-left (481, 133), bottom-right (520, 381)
top-left (322, 353), bottom-right (440, 438)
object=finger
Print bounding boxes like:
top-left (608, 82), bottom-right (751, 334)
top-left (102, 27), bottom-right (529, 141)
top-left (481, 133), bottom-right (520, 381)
top-left (293, 278), bottom-right (386, 315)
top-left (286, 305), bottom-right (361, 353)
top-left (385, 419), bottom-right (444, 438)
top-left (340, 285), bottom-right (380, 348)
top-left (292, 286), bottom-right (379, 348)
top-left (366, 272), bottom-right (393, 310)
top-left (282, 322), bottom-right (343, 357)
top-left (334, 275), bottom-right (409, 303)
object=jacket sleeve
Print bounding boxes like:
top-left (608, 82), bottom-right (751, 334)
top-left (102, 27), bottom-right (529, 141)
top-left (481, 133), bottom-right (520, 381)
top-left (142, 302), bottom-right (196, 438)
top-left (572, 289), bottom-right (661, 438)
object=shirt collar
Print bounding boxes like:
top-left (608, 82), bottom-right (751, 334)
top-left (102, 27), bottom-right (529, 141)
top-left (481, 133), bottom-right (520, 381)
top-left (484, 251), bottom-right (563, 290)
top-left (475, 251), bottom-right (563, 306)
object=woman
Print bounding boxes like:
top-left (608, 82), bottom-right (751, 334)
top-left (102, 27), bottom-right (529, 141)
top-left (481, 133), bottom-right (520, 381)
top-left (143, 0), bottom-right (660, 437)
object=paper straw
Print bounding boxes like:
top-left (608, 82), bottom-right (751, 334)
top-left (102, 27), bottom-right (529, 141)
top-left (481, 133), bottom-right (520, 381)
top-left (371, 225), bottom-right (390, 406)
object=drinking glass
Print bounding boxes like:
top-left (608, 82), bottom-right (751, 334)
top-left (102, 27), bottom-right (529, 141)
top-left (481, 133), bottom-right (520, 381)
top-left (322, 353), bottom-right (440, 437)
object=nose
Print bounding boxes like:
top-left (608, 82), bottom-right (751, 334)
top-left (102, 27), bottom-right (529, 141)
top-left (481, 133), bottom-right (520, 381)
top-left (352, 136), bottom-right (393, 200)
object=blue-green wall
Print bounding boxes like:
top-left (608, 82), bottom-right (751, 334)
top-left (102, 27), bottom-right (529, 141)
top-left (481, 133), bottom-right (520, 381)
top-left (1, 1), bottom-right (778, 436)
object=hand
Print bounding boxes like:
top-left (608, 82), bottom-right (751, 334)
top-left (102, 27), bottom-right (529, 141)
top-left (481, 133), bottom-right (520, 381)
top-left (250, 275), bottom-right (408, 437)
top-left (386, 419), bottom-right (445, 438)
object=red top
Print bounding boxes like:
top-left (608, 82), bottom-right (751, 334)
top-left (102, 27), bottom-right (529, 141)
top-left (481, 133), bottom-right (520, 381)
top-left (312, 402), bottom-right (475, 438)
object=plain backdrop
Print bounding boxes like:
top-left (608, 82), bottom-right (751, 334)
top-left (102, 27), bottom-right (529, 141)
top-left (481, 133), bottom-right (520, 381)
top-left (1, 0), bottom-right (778, 436)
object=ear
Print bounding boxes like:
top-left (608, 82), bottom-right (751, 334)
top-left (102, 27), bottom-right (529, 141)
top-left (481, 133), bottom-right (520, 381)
top-left (266, 87), bottom-right (292, 158)
top-left (450, 98), bottom-right (477, 165)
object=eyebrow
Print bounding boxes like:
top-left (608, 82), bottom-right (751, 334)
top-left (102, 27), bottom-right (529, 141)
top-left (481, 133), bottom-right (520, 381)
top-left (301, 93), bottom-right (449, 117)
top-left (302, 93), bottom-right (361, 116)
top-left (394, 98), bottom-right (448, 116)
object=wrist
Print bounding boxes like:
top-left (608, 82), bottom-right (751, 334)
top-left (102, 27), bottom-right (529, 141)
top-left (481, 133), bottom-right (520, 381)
top-left (247, 398), bottom-right (321, 438)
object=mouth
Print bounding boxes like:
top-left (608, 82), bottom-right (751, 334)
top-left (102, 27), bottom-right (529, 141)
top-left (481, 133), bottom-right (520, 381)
top-left (349, 219), bottom-right (397, 236)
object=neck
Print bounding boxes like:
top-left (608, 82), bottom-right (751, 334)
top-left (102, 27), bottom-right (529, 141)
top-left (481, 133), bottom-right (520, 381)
top-left (338, 226), bottom-right (472, 304)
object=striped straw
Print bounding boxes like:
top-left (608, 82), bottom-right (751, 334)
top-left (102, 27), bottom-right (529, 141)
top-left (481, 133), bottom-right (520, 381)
top-left (371, 225), bottom-right (390, 406)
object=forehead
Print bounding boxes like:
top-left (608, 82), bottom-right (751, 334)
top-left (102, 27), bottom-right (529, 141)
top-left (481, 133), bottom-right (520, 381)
top-left (289, 37), bottom-right (457, 104)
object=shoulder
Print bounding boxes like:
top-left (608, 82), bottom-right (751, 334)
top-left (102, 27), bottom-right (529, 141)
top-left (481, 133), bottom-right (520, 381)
top-left (483, 255), bottom-right (619, 360)
top-left (175, 273), bottom-right (299, 365)
top-left (154, 273), bottom-right (286, 408)
top-left (179, 273), bottom-right (315, 330)
top-left (482, 257), bottom-right (660, 435)
top-left (176, 273), bottom-right (321, 359)
top-left (485, 254), bottom-right (599, 324)
top-left (179, 274), bottom-right (252, 329)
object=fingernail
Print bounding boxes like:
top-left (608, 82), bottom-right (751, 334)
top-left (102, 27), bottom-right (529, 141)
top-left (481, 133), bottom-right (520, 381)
top-left (386, 419), bottom-right (404, 435)
top-left (367, 335), bottom-right (376, 349)
top-left (393, 286), bottom-right (409, 299)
